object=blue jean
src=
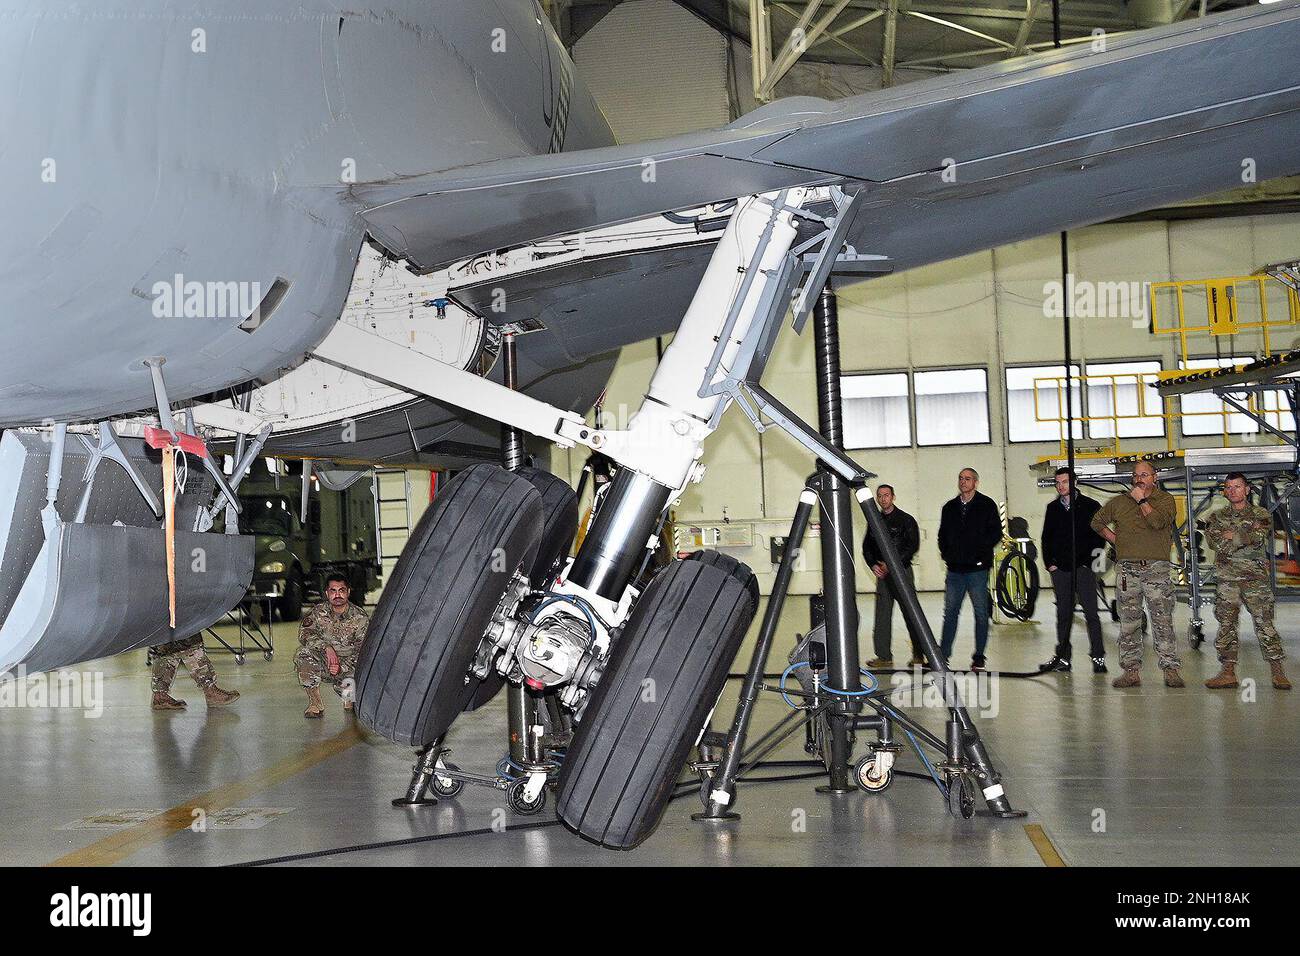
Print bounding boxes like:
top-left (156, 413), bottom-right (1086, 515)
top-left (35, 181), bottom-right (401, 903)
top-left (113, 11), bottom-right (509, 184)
top-left (940, 569), bottom-right (991, 660)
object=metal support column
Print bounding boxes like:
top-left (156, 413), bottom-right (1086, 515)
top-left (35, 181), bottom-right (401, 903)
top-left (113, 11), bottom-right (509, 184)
top-left (501, 332), bottom-right (524, 471)
top-left (811, 288), bottom-right (860, 794)
top-left (392, 736), bottom-right (444, 807)
top-left (501, 331), bottom-right (546, 768)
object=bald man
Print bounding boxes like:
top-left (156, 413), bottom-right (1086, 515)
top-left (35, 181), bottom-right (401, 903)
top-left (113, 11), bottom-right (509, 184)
top-left (1091, 460), bottom-right (1181, 688)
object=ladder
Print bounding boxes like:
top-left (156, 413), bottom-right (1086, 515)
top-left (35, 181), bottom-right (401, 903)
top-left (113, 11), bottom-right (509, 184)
top-left (374, 468), bottom-right (413, 596)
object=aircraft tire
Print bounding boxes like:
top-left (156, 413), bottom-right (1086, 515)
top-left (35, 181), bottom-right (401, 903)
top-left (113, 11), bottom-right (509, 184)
top-left (683, 549), bottom-right (760, 611)
top-left (354, 464), bottom-right (542, 747)
top-left (555, 559), bottom-right (756, 849)
top-left (463, 467), bottom-right (578, 713)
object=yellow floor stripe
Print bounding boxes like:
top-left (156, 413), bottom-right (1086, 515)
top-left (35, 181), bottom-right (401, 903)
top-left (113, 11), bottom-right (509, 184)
top-left (1024, 823), bottom-right (1067, 867)
top-left (48, 724), bottom-right (364, 867)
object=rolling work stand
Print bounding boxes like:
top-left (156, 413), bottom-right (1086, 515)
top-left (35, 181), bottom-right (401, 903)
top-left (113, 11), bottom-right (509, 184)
top-left (693, 283), bottom-right (1025, 824)
top-left (202, 598), bottom-right (274, 664)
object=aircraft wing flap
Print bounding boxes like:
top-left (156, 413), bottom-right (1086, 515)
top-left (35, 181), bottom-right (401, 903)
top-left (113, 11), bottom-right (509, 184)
top-left (357, 144), bottom-right (820, 274)
top-left (354, 3), bottom-right (1300, 279)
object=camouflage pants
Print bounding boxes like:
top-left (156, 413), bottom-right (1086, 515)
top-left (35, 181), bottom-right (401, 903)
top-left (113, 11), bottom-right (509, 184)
top-left (1215, 575), bottom-right (1286, 663)
top-left (294, 643), bottom-right (358, 697)
top-left (1116, 560), bottom-right (1180, 671)
top-left (151, 635), bottom-right (215, 693)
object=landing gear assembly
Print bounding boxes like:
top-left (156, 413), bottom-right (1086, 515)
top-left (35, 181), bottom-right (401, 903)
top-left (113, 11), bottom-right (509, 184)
top-left (323, 186), bottom-right (1023, 848)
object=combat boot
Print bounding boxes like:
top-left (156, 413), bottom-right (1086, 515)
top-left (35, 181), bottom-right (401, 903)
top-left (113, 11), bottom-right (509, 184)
top-left (1111, 668), bottom-right (1141, 688)
top-left (1205, 663), bottom-right (1238, 689)
top-left (304, 686), bottom-right (324, 718)
top-left (151, 692), bottom-right (186, 711)
top-left (1163, 667), bottom-right (1185, 688)
top-left (1270, 660), bottom-right (1292, 690)
top-left (204, 684), bottom-right (240, 706)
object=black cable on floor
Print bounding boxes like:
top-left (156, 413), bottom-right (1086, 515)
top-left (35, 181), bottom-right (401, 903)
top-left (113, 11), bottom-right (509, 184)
top-left (231, 761), bottom-right (946, 866)
top-left (729, 667), bottom-right (1057, 681)
top-left (228, 819), bottom-right (564, 867)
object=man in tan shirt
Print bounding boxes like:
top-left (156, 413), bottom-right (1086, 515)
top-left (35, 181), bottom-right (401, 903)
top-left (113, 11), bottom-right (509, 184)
top-left (1091, 460), bottom-right (1184, 688)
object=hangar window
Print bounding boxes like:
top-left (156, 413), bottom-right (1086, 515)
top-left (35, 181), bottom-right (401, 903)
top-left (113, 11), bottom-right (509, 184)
top-left (1085, 360), bottom-right (1165, 439)
top-left (1005, 364), bottom-right (1082, 443)
top-left (914, 367), bottom-right (990, 447)
top-left (841, 372), bottom-right (911, 449)
top-left (1177, 358), bottom-right (1281, 436)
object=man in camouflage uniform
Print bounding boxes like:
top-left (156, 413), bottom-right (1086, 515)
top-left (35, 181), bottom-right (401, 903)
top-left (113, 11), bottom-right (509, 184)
top-left (1091, 460), bottom-right (1184, 688)
top-left (150, 634), bottom-right (240, 710)
top-left (1203, 473), bottom-right (1291, 691)
top-left (294, 572), bottom-right (369, 718)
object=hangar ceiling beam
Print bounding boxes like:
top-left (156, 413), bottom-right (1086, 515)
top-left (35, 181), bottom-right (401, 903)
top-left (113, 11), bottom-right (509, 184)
top-left (881, 0), bottom-right (898, 87)
top-left (1010, 0), bottom-right (1045, 56)
top-left (771, 1), bottom-right (875, 66)
top-left (758, 0), bottom-right (1131, 31)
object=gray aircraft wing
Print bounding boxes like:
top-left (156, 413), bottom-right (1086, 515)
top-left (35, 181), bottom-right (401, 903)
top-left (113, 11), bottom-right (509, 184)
top-left (358, 3), bottom-right (1300, 283)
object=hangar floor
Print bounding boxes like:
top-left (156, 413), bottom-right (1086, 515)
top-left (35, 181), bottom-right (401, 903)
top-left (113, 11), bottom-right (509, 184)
top-left (4, 594), bottom-right (1297, 867)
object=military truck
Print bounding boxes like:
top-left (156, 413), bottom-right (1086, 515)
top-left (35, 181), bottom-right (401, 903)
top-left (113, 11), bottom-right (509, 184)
top-left (237, 461), bottom-right (381, 620)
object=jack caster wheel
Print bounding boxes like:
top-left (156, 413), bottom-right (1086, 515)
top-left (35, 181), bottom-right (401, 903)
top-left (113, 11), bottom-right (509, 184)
top-left (947, 774), bottom-right (976, 820)
top-left (1189, 624), bottom-right (1204, 650)
top-left (263, 651), bottom-right (273, 661)
top-left (854, 755), bottom-right (892, 793)
top-left (235, 654), bottom-right (246, 666)
top-left (431, 761), bottom-right (464, 798)
top-left (507, 778), bottom-right (546, 815)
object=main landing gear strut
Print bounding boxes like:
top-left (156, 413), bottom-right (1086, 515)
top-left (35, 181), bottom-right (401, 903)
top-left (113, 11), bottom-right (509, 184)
top-left (320, 186), bottom-right (1022, 847)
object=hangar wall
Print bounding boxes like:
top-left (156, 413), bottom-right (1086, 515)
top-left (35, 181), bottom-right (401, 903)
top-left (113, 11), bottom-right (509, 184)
top-left (556, 216), bottom-right (1300, 603)
top-left (553, 1), bottom-right (1300, 610)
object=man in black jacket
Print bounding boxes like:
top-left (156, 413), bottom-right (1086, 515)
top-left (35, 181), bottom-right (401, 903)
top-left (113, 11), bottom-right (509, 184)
top-left (1039, 467), bottom-right (1107, 673)
top-left (938, 467), bottom-right (1003, 670)
top-left (862, 484), bottom-right (922, 669)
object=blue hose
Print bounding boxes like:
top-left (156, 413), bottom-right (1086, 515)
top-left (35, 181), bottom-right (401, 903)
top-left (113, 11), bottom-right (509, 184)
top-left (779, 663), bottom-right (880, 707)
top-left (905, 728), bottom-right (947, 798)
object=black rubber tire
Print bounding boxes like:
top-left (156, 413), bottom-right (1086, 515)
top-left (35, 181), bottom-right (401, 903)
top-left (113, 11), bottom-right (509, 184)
top-left (432, 762), bottom-right (464, 798)
top-left (556, 559), bottom-right (757, 849)
top-left (684, 549), bottom-right (760, 612)
top-left (507, 778), bottom-right (547, 815)
top-left (519, 467), bottom-right (579, 588)
top-left (947, 773), bottom-right (976, 820)
top-left (463, 467), bottom-right (579, 713)
top-left (354, 464), bottom-right (542, 747)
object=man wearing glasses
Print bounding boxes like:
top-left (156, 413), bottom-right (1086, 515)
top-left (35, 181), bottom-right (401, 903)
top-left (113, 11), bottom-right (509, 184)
top-left (294, 573), bottom-right (370, 718)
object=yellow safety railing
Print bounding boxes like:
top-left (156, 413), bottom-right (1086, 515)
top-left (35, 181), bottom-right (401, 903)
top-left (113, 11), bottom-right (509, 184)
top-left (1030, 371), bottom-right (1295, 460)
top-left (1149, 275), bottom-right (1300, 364)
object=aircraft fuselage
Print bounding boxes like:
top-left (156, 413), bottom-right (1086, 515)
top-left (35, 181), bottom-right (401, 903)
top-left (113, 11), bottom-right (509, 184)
top-left (0, 0), bottom-right (613, 426)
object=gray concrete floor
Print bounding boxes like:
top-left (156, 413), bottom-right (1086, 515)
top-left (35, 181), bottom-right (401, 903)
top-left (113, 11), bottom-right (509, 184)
top-left (3, 594), bottom-right (1296, 866)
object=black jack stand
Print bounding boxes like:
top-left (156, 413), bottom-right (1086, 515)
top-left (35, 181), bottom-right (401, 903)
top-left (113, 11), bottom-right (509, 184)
top-left (392, 735), bottom-right (444, 807)
top-left (695, 287), bottom-right (1025, 823)
top-left (810, 289), bottom-right (860, 795)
